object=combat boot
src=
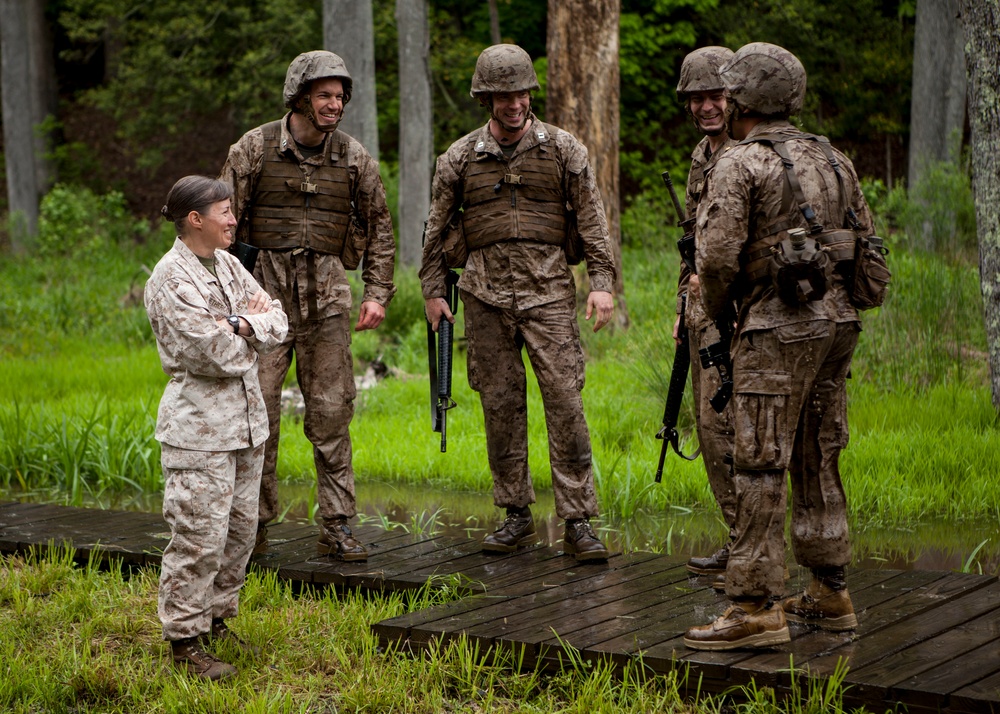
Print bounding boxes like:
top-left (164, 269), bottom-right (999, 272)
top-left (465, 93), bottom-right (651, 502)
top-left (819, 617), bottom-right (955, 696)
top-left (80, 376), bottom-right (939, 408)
top-left (781, 570), bottom-right (857, 631)
top-left (563, 518), bottom-right (609, 562)
top-left (171, 637), bottom-right (237, 680)
top-left (200, 618), bottom-right (260, 658)
top-left (684, 599), bottom-right (790, 651)
top-left (317, 516), bottom-right (368, 561)
top-left (482, 507), bottom-right (537, 553)
top-left (686, 543), bottom-right (730, 575)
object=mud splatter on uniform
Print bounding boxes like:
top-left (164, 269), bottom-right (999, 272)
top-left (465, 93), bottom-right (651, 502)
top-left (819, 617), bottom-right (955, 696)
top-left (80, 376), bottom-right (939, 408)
top-left (420, 115), bottom-right (616, 519)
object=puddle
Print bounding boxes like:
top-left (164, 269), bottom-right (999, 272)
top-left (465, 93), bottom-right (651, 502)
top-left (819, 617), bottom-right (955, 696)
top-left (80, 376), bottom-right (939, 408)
top-left (8, 480), bottom-right (1000, 575)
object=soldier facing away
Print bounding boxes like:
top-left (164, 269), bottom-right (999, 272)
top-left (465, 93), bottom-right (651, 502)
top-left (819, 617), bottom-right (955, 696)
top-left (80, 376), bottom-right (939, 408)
top-left (684, 43), bottom-right (873, 650)
top-left (145, 176), bottom-right (288, 679)
top-left (672, 46), bottom-right (739, 584)
top-left (219, 51), bottom-right (397, 562)
top-left (420, 44), bottom-right (617, 562)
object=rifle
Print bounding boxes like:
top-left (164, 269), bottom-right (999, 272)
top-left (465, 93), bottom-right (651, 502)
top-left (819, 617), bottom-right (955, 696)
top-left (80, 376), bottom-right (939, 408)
top-left (655, 172), bottom-right (702, 482)
top-left (662, 171), bottom-right (697, 275)
top-left (662, 170), bottom-right (735, 415)
top-left (427, 269), bottom-right (459, 452)
top-left (655, 294), bottom-right (700, 482)
top-left (231, 241), bottom-right (259, 273)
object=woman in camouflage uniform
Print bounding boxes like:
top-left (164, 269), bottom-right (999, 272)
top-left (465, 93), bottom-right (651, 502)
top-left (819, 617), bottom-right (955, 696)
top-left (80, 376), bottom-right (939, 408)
top-left (145, 176), bottom-right (288, 679)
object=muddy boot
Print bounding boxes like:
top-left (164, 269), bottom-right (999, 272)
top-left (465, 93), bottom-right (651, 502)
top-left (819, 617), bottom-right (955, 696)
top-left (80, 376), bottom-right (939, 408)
top-left (200, 618), bottom-right (260, 658)
top-left (563, 519), bottom-right (609, 562)
top-left (780, 566), bottom-right (857, 631)
top-left (686, 543), bottom-right (730, 575)
top-left (171, 636), bottom-right (237, 680)
top-left (317, 516), bottom-right (368, 561)
top-left (482, 507), bottom-right (537, 553)
top-left (683, 599), bottom-right (790, 651)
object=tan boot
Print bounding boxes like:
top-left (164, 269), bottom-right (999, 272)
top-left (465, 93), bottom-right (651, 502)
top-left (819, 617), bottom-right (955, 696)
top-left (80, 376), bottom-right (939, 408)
top-left (780, 577), bottom-right (858, 631)
top-left (684, 599), bottom-right (790, 651)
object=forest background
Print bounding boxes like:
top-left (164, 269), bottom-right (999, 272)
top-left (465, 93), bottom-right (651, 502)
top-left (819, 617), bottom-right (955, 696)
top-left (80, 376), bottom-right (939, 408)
top-left (0, 0), bottom-right (994, 565)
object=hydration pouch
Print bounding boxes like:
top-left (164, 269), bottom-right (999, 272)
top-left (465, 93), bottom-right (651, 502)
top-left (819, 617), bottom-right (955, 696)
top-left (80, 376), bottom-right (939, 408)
top-left (768, 228), bottom-right (830, 305)
top-left (850, 234), bottom-right (891, 309)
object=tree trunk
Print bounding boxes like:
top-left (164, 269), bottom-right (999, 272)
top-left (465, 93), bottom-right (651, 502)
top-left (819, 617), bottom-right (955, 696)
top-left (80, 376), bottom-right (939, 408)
top-left (909, 0), bottom-right (967, 249)
top-left (1, 0), bottom-right (55, 250)
top-left (488, 0), bottom-right (502, 44)
top-left (546, 0), bottom-right (626, 326)
top-left (396, 0), bottom-right (432, 267)
top-left (324, 0), bottom-right (380, 160)
top-left (959, 0), bottom-right (1000, 411)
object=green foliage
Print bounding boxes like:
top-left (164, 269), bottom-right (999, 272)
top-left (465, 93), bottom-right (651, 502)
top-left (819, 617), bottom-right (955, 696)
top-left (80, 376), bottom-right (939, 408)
top-left (58, 0), bottom-right (322, 167)
top-left (36, 184), bottom-right (149, 259)
top-left (707, 0), bottom-right (913, 147)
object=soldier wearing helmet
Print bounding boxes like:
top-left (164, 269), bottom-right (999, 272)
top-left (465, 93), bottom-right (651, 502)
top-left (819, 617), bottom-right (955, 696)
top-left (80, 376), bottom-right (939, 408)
top-left (219, 50), bottom-right (396, 563)
top-left (672, 46), bottom-right (738, 588)
top-left (684, 43), bottom-right (875, 650)
top-left (420, 44), bottom-right (617, 562)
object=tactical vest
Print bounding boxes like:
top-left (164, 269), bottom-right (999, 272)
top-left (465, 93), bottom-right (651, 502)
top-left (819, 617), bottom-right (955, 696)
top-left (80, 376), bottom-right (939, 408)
top-left (738, 132), bottom-right (858, 286)
top-left (248, 120), bottom-right (353, 255)
top-left (460, 123), bottom-right (568, 251)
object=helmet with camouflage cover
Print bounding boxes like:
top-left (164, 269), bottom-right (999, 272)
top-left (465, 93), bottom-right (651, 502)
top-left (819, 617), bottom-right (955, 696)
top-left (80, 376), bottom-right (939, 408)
top-left (676, 46), bottom-right (734, 99)
top-left (470, 44), bottom-right (540, 97)
top-left (283, 50), bottom-right (354, 109)
top-left (718, 42), bottom-right (806, 117)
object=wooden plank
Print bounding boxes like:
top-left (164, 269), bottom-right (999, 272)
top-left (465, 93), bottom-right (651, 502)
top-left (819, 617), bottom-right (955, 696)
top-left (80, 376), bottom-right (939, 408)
top-left (420, 555), bottom-right (684, 649)
top-left (371, 553), bottom-right (663, 646)
top-left (949, 669), bottom-right (1000, 714)
top-left (858, 585), bottom-right (1000, 708)
top-left (380, 552), bottom-right (663, 648)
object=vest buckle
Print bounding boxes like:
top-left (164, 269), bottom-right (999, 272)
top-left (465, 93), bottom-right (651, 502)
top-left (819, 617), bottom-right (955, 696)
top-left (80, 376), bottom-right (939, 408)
top-left (300, 180), bottom-right (319, 194)
top-left (504, 173), bottom-right (522, 185)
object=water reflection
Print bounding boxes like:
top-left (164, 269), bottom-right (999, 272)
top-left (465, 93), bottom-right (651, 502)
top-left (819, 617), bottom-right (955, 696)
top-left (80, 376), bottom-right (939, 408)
top-left (8, 479), bottom-right (1000, 575)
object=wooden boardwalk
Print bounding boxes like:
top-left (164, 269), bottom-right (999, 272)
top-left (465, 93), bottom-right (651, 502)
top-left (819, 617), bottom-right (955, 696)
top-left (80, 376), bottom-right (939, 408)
top-left (2, 501), bottom-right (999, 712)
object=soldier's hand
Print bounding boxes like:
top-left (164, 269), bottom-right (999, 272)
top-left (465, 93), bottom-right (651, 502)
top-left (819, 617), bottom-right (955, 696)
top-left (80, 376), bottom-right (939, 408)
top-left (673, 315), bottom-right (682, 345)
top-left (355, 301), bottom-right (385, 331)
top-left (245, 290), bottom-right (271, 315)
top-left (425, 297), bottom-right (454, 333)
top-left (585, 290), bottom-right (614, 332)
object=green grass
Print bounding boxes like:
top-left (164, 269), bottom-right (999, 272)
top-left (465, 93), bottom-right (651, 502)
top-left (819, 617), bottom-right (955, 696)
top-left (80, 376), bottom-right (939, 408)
top-left (0, 547), bottom-right (891, 714)
top-left (0, 189), bottom-right (995, 532)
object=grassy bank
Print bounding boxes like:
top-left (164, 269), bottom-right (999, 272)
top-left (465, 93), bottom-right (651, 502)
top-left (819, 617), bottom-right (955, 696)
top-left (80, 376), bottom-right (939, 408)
top-left (1, 199), bottom-right (994, 528)
top-left (0, 547), bottom-right (870, 714)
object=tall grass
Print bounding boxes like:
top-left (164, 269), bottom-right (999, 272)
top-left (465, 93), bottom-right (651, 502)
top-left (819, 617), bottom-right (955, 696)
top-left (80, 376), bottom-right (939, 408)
top-left (0, 180), bottom-right (995, 533)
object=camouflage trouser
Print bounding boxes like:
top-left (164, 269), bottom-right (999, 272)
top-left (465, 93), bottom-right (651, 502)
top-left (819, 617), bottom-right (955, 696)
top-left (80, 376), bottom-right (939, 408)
top-left (256, 311), bottom-right (357, 524)
top-left (688, 319), bottom-right (736, 536)
top-left (724, 320), bottom-right (859, 600)
top-left (158, 442), bottom-right (263, 641)
top-left (463, 292), bottom-right (599, 521)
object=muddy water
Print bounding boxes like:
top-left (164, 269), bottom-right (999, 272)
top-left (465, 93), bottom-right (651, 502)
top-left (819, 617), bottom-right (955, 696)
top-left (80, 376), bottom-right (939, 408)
top-left (10, 480), bottom-right (1000, 575)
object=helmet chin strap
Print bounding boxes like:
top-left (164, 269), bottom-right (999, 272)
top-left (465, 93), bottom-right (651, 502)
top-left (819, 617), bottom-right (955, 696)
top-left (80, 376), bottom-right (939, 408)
top-left (724, 102), bottom-right (741, 136)
top-left (488, 97), bottom-right (531, 135)
top-left (299, 94), bottom-right (342, 134)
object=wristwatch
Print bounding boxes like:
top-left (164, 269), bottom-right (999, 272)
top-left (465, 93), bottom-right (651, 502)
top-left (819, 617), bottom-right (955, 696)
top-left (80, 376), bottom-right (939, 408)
top-left (226, 315), bottom-right (240, 334)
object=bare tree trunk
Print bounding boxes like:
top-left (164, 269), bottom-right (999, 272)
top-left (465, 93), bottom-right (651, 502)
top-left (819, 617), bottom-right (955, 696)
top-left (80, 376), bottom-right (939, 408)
top-left (909, 0), bottom-right (967, 249)
top-left (396, 0), bottom-right (432, 267)
top-left (1, 0), bottom-right (55, 250)
top-left (546, 0), bottom-right (627, 327)
top-left (959, 0), bottom-right (1000, 411)
top-left (324, 0), bottom-right (380, 160)
top-left (488, 0), bottom-right (502, 44)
